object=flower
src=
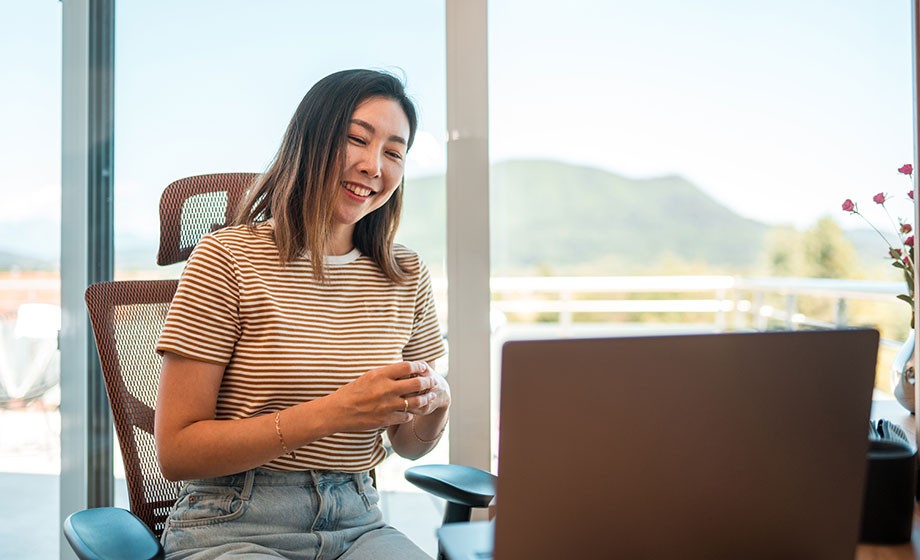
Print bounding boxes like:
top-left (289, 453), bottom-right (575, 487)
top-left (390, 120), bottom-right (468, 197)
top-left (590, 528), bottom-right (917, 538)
top-left (842, 163), bottom-right (916, 327)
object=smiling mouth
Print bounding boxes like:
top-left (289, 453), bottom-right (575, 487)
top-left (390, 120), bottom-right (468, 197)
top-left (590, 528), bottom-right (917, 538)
top-left (342, 182), bottom-right (374, 197)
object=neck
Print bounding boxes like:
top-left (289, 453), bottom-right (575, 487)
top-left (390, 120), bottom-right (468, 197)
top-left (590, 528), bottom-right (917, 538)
top-left (329, 224), bottom-right (355, 256)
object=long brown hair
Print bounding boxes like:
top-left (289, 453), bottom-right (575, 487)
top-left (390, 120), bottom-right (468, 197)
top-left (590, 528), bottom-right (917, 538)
top-left (236, 69), bottom-right (418, 283)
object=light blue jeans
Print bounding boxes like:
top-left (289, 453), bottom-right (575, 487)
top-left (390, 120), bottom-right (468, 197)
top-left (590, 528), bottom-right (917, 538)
top-left (161, 468), bottom-right (431, 560)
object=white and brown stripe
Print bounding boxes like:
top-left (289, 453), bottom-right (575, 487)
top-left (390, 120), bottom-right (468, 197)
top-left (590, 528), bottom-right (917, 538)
top-left (156, 223), bottom-right (446, 472)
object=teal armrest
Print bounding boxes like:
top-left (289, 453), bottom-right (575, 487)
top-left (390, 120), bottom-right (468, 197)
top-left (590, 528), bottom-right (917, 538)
top-left (63, 507), bottom-right (164, 560)
top-left (405, 464), bottom-right (496, 509)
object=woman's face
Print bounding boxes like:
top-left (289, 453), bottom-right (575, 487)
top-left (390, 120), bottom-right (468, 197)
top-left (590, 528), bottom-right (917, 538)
top-left (333, 96), bottom-right (410, 231)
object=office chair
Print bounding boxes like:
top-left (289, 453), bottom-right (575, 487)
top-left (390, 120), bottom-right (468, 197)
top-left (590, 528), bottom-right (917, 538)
top-left (63, 173), bottom-right (495, 560)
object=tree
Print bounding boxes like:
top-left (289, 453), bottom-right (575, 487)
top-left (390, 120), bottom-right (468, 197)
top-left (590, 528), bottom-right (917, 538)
top-left (801, 216), bottom-right (860, 279)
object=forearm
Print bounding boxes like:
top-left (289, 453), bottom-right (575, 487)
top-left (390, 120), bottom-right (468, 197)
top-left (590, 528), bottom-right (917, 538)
top-left (389, 406), bottom-right (449, 460)
top-left (156, 354), bottom-right (434, 480)
top-left (156, 399), bottom-right (337, 481)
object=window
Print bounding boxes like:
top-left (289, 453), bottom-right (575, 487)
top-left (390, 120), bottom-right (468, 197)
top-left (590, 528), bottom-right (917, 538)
top-left (488, 2), bottom-right (912, 395)
top-left (0, 2), bottom-right (62, 558)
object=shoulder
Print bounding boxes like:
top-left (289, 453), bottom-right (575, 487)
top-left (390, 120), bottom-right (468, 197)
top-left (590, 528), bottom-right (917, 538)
top-left (209, 223), bottom-right (273, 246)
top-left (199, 223), bottom-right (276, 257)
top-left (184, 224), bottom-right (277, 277)
top-left (393, 243), bottom-right (425, 276)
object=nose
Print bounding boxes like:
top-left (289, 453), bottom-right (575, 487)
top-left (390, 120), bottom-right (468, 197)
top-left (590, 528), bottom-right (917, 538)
top-left (357, 149), bottom-right (382, 178)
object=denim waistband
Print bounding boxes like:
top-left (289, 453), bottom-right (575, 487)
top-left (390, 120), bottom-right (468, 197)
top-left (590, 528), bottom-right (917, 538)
top-left (188, 468), bottom-right (370, 490)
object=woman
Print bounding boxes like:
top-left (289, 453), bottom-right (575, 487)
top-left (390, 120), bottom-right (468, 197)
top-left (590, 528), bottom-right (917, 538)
top-left (154, 69), bottom-right (450, 560)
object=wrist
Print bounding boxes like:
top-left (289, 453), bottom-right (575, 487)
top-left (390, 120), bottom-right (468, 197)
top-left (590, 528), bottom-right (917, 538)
top-left (411, 412), bottom-right (448, 443)
top-left (289, 397), bottom-right (341, 444)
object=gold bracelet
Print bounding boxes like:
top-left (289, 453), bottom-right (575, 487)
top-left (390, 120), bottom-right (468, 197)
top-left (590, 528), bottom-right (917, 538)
top-left (274, 411), bottom-right (296, 459)
top-left (411, 416), bottom-right (447, 443)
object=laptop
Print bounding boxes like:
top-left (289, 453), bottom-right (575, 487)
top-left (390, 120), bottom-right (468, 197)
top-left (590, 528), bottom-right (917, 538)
top-left (441, 329), bottom-right (879, 560)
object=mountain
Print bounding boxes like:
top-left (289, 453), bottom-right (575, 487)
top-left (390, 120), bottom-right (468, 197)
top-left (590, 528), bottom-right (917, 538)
top-left (0, 159), bottom-right (883, 276)
top-left (398, 159), bottom-right (771, 274)
top-left (0, 219), bottom-right (158, 271)
top-left (0, 218), bottom-right (59, 267)
top-left (0, 249), bottom-right (55, 271)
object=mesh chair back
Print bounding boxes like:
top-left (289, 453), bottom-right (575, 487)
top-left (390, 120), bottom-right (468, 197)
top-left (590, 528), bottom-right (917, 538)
top-left (157, 172), bottom-right (257, 266)
top-left (85, 172), bottom-right (257, 537)
top-left (85, 280), bottom-right (179, 537)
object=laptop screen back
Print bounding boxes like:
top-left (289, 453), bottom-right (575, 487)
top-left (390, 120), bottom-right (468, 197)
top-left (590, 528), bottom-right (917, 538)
top-left (494, 329), bottom-right (878, 560)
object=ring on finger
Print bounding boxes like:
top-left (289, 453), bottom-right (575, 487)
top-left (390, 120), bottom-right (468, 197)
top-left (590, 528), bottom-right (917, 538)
top-left (403, 399), bottom-right (409, 414)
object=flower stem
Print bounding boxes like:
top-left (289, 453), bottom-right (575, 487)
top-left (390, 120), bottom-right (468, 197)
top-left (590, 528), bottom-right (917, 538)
top-left (852, 210), bottom-right (897, 250)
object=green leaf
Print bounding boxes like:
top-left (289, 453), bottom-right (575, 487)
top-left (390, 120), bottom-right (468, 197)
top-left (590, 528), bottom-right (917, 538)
top-left (897, 294), bottom-right (913, 305)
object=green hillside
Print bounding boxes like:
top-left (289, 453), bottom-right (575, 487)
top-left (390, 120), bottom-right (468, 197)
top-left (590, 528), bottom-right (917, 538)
top-left (398, 159), bottom-right (771, 275)
top-left (0, 159), bottom-right (884, 279)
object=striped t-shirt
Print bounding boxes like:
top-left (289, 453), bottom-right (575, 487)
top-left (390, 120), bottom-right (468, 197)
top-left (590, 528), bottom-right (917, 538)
top-left (156, 222), bottom-right (447, 472)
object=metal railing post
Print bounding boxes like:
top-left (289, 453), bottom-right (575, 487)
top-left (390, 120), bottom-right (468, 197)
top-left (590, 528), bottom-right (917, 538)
top-left (835, 298), bottom-right (848, 328)
top-left (785, 294), bottom-right (797, 330)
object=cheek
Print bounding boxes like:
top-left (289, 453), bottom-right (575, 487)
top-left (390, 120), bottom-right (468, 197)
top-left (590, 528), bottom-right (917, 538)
top-left (343, 145), bottom-right (359, 170)
top-left (375, 184), bottom-right (400, 208)
top-left (382, 166), bottom-right (404, 195)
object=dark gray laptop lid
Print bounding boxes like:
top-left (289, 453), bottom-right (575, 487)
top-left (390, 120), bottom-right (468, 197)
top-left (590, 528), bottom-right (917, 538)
top-left (494, 329), bottom-right (878, 560)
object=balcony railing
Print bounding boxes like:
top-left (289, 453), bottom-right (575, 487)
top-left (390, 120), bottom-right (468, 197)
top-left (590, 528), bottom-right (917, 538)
top-left (429, 275), bottom-right (907, 347)
top-left (0, 273), bottom-right (908, 344)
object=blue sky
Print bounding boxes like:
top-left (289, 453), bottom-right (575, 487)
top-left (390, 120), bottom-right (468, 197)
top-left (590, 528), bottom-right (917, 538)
top-left (0, 0), bottom-right (915, 259)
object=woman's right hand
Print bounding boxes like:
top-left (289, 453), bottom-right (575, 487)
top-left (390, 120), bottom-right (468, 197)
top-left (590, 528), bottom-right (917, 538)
top-left (327, 361), bottom-right (435, 431)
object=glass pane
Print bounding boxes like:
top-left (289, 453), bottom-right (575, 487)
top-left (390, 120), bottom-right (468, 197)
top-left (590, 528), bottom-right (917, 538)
top-left (115, 1), bottom-right (446, 554)
top-left (489, 3), bottom-right (911, 389)
top-left (0, 2), bottom-right (62, 558)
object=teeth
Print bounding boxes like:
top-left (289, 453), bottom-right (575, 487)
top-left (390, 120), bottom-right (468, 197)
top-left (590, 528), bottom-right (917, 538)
top-left (343, 182), bottom-right (372, 197)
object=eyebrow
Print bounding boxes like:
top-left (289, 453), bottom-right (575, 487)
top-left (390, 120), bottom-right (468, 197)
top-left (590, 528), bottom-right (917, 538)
top-left (350, 118), bottom-right (407, 146)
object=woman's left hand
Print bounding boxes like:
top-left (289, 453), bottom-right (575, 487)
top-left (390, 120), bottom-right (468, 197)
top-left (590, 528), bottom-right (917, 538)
top-left (404, 363), bottom-right (450, 416)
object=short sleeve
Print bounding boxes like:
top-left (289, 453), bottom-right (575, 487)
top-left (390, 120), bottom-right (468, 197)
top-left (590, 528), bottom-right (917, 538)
top-left (402, 258), bottom-right (447, 363)
top-left (156, 234), bottom-right (241, 365)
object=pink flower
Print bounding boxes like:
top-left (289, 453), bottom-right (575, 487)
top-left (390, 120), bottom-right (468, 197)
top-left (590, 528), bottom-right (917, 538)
top-left (840, 163), bottom-right (915, 325)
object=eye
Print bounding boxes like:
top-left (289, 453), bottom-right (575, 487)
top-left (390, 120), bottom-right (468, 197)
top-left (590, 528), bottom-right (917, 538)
top-left (387, 150), bottom-right (404, 161)
top-left (348, 135), bottom-right (367, 145)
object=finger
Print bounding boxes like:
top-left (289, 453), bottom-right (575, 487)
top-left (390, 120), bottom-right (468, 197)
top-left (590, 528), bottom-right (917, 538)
top-left (408, 392), bottom-right (436, 413)
top-left (393, 373), bottom-right (433, 395)
top-left (409, 361), bottom-right (429, 375)
top-left (377, 361), bottom-right (427, 380)
top-left (396, 375), bottom-right (432, 397)
top-left (393, 361), bottom-right (433, 380)
top-left (413, 375), bottom-right (433, 393)
top-left (393, 412), bottom-right (413, 424)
